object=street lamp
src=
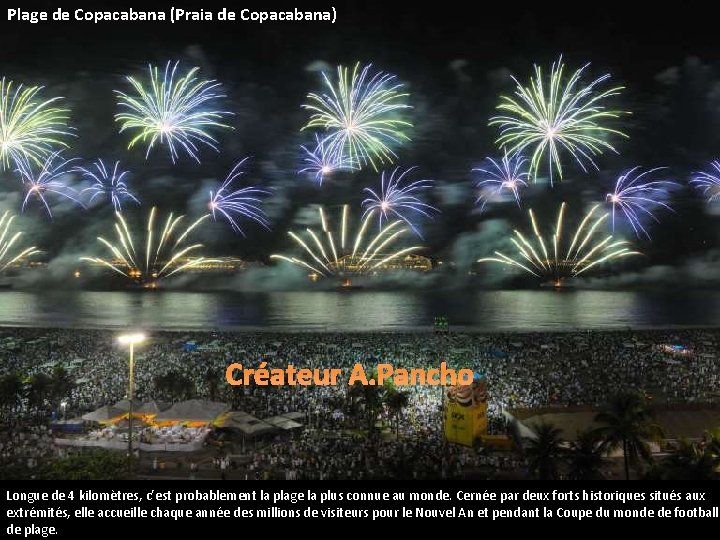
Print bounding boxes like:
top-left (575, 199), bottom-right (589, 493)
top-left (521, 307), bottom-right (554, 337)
top-left (117, 332), bottom-right (146, 475)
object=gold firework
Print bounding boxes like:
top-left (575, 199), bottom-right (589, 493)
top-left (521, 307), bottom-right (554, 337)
top-left (81, 207), bottom-right (217, 283)
top-left (271, 204), bottom-right (422, 277)
top-left (0, 212), bottom-right (40, 271)
top-left (478, 202), bottom-right (640, 279)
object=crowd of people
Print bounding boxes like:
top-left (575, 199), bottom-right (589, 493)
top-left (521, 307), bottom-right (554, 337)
top-left (0, 425), bottom-right (55, 474)
top-left (1, 326), bottom-right (719, 478)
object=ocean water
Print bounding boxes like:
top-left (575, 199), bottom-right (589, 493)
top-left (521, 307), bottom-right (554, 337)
top-left (0, 289), bottom-right (718, 331)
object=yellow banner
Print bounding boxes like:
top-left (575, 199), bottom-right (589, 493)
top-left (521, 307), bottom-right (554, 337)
top-left (444, 401), bottom-right (487, 446)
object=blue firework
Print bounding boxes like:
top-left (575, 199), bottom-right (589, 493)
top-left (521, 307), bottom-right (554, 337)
top-left (77, 159), bottom-right (140, 211)
top-left (298, 135), bottom-right (355, 185)
top-left (208, 158), bottom-right (271, 235)
top-left (474, 152), bottom-right (530, 212)
top-left (361, 166), bottom-right (437, 237)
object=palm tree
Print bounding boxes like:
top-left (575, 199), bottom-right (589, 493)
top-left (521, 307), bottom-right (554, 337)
top-left (154, 374), bottom-right (171, 401)
top-left (230, 383), bottom-right (243, 410)
top-left (27, 373), bottom-right (52, 421)
top-left (44, 449), bottom-right (130, 480)
top-left (660, 439), bottom-right (719, 480)
top-left (49, 365), bottom-right (73, 409)
top-left (347, 380), bottom-right (384, 432)
top-left (0, 372), bottom-right (23, 422)
top-left (360, 383), bottom-right (385, 435)
top-left (154, 372), bottom-right (196, 401)
top-left (524, 421), bottom-right (565, 480)
top-left (705, 429), bottom-right (720, 458)
top-left (385, 389), bottom-right (409, 437)
top-left (567, 429), bottom-right (604, 480)
top-left (204, 368), bottom-right (218, 401)
top-left (593, 392), bottom-right (662, 480)
top-left (347, 381), bottom-right (364, 423)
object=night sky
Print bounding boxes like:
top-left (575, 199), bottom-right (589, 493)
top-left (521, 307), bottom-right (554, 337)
top-left (1, 2), bottom-right (719, 289)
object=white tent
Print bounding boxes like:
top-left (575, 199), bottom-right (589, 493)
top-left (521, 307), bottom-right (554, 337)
top-left (113, 398), bottom-right (144, 411)
top-left (154, 399), bottom-right (229, 422)
top-left (281, 411), bottom-right (305, 421)
top-left (264, 416), bottom-right (303, 430)
top-left (215, 412), bottom-right (275, 436)
top-left (81, 405), bottom-right (125, 422)
top-left (215, 411), bottom-right (259, 427)
top-left (232, 420), bottom-right (276, 437)
top-left (136, 401), bottom-right (171, 414)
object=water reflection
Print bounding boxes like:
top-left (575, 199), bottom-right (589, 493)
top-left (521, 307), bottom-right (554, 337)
top-left (0, 289), bottom-right (718, 331)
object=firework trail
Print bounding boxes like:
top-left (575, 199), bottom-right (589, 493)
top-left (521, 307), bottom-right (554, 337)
top-left (606, 167), bottom-right (676, 239)
top-left (298, 134), bottom-right (356, 185)
top-left (270, 204), bottom-right (422, 278)
top-left (81, 207), bottom-right (217, 284)
top-left (208, 158), bottom-right (270, 236)
top-left (691, 161), bottom-right (720, 203)
top-left (77, 159), bottom-right (140, 211)
top-left (478, 202), bottom-right (640, 280)
top-left (0, 212), bottom-right (40, 272)
top-left (15, 152), bottom-right (83, 220)
top-left (361, 167), bottom-right (437, 237)
top-left (474, 152), bottom-right (530, 212)
top-left (115, 61), bottom-right (230, 163)
top-left (0, 78), bottom-right (72, 171)
top-left (303, 63), bottom-right (411, 171)
top-left (490, 57), bottom-right (627, 184)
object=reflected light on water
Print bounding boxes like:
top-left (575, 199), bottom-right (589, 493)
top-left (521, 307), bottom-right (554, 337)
top-left (0, 290), bottom-right (718, 331)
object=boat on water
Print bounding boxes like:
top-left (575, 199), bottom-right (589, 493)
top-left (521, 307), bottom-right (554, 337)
top-left (336, 278), bottom-right (365, 291)
top-left (540, 279), bottom-right (575, 289)
top-left (126, 281), bottom-right (160, 291)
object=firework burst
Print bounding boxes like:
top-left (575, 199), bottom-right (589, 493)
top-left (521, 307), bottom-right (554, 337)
top-left (81, 207), bottom-right (217, 284)
top-left (490, 57), bottom-right (627, 184)
top-left (270, 204), bottom-right (422, 278)
top-left (690, 161), bottom-right (720, 202)
top-left (298, 134), bottom-right (355, 185)
top-left (303, 63), bottom-right (411, 171)
top-left (606, 167), bottom-right (675, 239)
top-left (115, 61), bottom-right (230, 163)
top-left (361, 167), bottom-right (437, 237)
top-left (208, 158), bottom-right (270, 235)
top-left (0, 212), bottom-right (40, 272)
top-left (0, 78), bottom-right (72, 171)
top-left (16, 152), bottom-right (83, 219)
top-left (77, 159), bottom-right (140, 211)
top-left (478, 202), bottom-right (640, 281)
top-left (474, 152), bottom-right (530, 212)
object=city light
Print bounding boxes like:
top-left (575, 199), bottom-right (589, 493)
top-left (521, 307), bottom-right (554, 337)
top-left (117, 333), bottom-right (146, 346)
